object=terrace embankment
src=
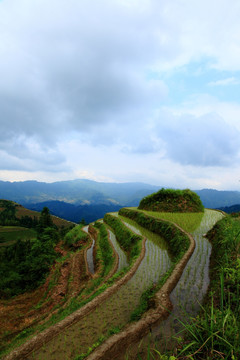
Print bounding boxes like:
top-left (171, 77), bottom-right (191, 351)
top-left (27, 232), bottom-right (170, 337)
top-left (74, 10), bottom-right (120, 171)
top-left (87, 216), bottom-right (195, 360)
top-left (3, 221), bottom-right (146, 360)
top-left (0, 238), bottom-right (90, 351)
top-left (27, 215), bottom-right (173, 360)
top-left (119, 209), bottom-right (224, 359)
top-left (4, 210), bottom-right (210, 360)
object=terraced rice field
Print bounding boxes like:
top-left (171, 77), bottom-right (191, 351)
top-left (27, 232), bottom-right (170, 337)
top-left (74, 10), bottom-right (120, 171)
top-left (6, 209), bottom-right (223, 360)
top-left (108, 229), bottom-right (129, 271)
top-left (28, 217), bottom-right (171, 360)
top-left (121, 209), bottom-right (224, 359)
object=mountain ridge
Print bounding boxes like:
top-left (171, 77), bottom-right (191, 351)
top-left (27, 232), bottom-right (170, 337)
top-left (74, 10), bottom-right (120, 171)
top-left (1, 180), bottom-right (240, 223)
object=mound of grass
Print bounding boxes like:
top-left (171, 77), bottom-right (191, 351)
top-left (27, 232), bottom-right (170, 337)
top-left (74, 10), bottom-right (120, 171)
top-left (138, 188), bottom-right (204, 213)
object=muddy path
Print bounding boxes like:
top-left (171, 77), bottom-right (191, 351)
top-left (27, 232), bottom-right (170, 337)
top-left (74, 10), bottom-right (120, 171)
top-left (119, 209), bottom-right (224, 359)
top-left (24, 219), bottom-right (171, 360)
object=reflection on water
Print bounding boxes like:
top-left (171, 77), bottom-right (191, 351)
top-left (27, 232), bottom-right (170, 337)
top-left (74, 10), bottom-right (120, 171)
top-left (122, 209), bottom-right (224, 359)
top-left (30, 217), bottom-right (172, 359)
top-left (108, 229), bottom-right (129, 271)
top-left (83, 225), bottom-right (95, 274)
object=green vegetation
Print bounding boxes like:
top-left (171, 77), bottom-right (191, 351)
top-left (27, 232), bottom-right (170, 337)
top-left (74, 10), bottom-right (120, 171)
top-left (0, 200), bottom-right (38, 228)
top-left (138, 188), bottom-right (204, 213)
top-left (164, 215), bottom-right (240, 360)
top-left (139, 210), bottom-right (204, 233)
top-left (2, 192), bottom-right (237, 360)
top-left (104, 213), bottom-right (142, 260)
top-left (0, 226), bottom-right (36, 245)
top-left (94, 222), bottom-right (114, 277)
top-left (119, 208), bottom-right (190, 262)
top-left (0, 199), bottom-right (74, 231)
top-left (0, 207), bottom-right (60, 298)
top-left (130, 285), bottom-right (157, 322)
top-left (63, 225), bottom-right (88, 248)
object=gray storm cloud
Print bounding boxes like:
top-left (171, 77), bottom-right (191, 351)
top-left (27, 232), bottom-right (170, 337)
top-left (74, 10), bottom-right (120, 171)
top-left (0, 1), bottom-right (169, 132)
top-left (1, 0), bottom-right (240, 184)
top-left (0, 0), bottom-right (172, 172)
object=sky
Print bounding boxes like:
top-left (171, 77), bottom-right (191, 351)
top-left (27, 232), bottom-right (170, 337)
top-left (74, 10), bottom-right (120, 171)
top-left (1, 0), bottom-right (240, 190)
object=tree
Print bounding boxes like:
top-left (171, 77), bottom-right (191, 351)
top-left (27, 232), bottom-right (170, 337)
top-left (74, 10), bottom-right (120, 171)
top-left (37, 207), bottom-right (54, 234)
top-left (79, 218), bottom-right (86, 225)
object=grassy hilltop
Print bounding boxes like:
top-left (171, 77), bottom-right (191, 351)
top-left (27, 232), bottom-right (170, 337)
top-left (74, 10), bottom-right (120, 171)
top-left (138, 188), bottom-right (204, 213)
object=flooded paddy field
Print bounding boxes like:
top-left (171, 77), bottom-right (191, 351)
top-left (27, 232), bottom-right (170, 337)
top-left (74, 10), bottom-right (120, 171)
top-left (120, 209), bottom-right (224, 359)
top-left (108, 229), bottom-right (129, 271)
top-left (28, 217), bottom-right (172, 360)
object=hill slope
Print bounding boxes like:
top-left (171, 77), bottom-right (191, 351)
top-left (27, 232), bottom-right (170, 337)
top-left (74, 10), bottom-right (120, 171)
top-left (138, 188), bottom-right (204, 213)
top-left (25, 200), bottom-right (123, 223)
top-left (0, 199), bottom-right (74, 228)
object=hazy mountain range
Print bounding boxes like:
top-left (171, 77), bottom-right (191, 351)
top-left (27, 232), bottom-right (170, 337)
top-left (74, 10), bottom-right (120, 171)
top-left (0, 179), bottom-right (159, 206)
top-left (1, 179), bottom-right (240, 223)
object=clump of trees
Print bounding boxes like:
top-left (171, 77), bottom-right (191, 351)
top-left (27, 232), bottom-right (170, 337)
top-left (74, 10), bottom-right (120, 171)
top-left (138, 188), bottom-right (204, 213)
top-left (0, 200), bottom-right (38, 227)
top-left (0, 207), bottom-right (60, 298)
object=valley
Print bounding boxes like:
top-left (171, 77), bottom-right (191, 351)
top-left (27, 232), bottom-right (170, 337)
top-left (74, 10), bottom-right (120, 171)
top-left (0, 189), bottom-right (239, 359)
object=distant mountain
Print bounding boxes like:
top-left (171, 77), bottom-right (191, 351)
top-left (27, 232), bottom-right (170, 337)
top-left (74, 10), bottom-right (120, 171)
top-left (25, 200), bottom-right (123, 224)
top-left (217, 204), bottom-right (240, 214)
top-left (0, 179), bottom-right (159, 206)
top-left (1, 180), bottom-right (240, 219)
top-left (194, 189), bottom-right (240, 208)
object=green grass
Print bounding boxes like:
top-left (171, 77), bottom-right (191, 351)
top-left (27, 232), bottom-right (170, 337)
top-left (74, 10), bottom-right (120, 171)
top-left (93, 222), bottom-right (115, 277)
top-left (156, 215), bottom-right (240, 360)
top-left (118, 208), bottom-right (190, 262)
top-left (138, 210), bottom-right (204, 233)
top-left (0, 226), bottom-right (36, 245)
top-left (63, 225), bottom-right (89, 247)
top-left (104, 213), bottom-right (142, 261)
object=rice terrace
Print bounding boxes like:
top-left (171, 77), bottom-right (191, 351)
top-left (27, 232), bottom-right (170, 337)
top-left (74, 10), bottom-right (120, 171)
top-left (0, 189), bottom-right (239, 360)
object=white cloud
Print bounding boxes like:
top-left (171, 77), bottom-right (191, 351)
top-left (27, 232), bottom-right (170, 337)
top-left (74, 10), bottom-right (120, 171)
top-left (1, 0), bottom-right (240, 189)
top-left (208, 77), bottom-right (240, 86)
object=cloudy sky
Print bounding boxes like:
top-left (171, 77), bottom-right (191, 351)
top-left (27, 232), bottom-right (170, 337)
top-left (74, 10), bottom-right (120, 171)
top-left (1, 0), bottom-right (240, 190)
